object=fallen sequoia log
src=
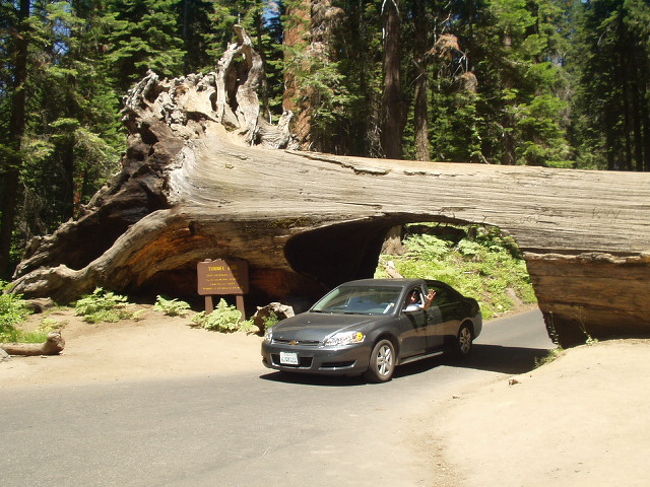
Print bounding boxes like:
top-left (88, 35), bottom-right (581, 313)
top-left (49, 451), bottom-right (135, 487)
top-left (8, 28), bottom-right (650, 347)
top-left (1, 332), bottom-right (65, 356)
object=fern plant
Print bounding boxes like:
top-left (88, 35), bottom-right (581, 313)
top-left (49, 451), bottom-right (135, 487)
top-left (74, 287), bottom-right (133, 323)
top-left (154, 295), bottom-right (191, 317)
top-left (0, 281), bottom-right (32, 342)
top-left (192, 299), bottom-right (255, 333)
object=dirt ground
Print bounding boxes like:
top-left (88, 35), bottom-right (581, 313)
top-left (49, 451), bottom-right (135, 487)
top-left (434, 338), bottom-right (650, 487)
top-left (0, 307), bottom-right (263, 387)
top-left (2, 307), bottom-right (649, 486)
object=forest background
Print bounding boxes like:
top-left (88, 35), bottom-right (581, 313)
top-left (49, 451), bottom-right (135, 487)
top-left (1, 0), bottom-right (649, 279)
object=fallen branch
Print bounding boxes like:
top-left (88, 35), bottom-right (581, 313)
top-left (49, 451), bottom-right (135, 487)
top-left (0, 332), bottom-right (65, 356)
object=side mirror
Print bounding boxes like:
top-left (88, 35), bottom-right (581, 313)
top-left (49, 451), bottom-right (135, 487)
top-left (403, 304), bottom-right (420, 313)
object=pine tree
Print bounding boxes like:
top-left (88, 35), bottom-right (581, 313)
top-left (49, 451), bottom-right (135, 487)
top-left (571, 0), bottom-right (650, 171)
top-left (104, 0), bottom-right (185, 92)
top-left (1, 0), bottom-right (124, 277)
top-left (27, 0), bottom-right (123, 224)
top-left (451, 0), bottom-right (572, 166)
top-left (0, 0), bottom-right (30, 277)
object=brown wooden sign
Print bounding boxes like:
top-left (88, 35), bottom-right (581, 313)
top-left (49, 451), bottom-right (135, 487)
top-left (197, 258), bottom-right (249, 295)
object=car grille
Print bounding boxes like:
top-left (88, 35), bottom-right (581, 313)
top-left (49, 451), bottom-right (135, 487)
top-left (272, 338), bottom-right (321, 346)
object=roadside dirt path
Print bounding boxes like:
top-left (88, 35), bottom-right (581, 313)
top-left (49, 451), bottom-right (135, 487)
top-left (431, 339), bottom-right (650, 487)
top-left (0, 308), bottom-right (262, 387)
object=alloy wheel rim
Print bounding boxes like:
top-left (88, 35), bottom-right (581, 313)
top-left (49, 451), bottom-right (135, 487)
top-left (459, 327), bottom-right (472, 354)
top-left (377, 344), bottom-right (393, 376)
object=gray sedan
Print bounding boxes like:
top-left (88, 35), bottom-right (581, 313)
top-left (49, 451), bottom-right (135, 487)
top-left (261, 278), bottom-right (482, 382)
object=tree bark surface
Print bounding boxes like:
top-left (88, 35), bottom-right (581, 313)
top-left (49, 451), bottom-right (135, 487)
top-left (8, 28), bottom-right (650, 347)
top-left (381, 0), bottom-right (403, 159)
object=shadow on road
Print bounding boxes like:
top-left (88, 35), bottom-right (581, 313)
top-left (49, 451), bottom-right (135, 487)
top-left (259, 371), bottom-right (367, 387)
top-left (396, 344), bottom-right (553, 377)
top-left (452, 343), bottom-right (553, 374)
top-left (259, 343), bottom-right (552, 386)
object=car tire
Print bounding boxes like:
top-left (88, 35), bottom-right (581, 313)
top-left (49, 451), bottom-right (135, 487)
top-left (364, 339), bottom-right (396, 383)
top-left (452, 323), bottom-right (473, 358)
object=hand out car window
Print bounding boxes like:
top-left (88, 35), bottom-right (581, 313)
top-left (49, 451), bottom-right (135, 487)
top-left (427, 286), bottom-right (455, 306)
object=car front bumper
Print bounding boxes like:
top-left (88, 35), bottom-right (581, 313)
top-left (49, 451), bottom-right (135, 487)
top-left (261, 341), bottom-right (372, 376)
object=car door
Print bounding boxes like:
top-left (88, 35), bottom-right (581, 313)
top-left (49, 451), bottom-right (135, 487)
top-left (395, 287), bottom-right (429, 358)
top-left (427, 284), bottom-right (463, 339)
top-left (424, 295), bottom-right (446, 351)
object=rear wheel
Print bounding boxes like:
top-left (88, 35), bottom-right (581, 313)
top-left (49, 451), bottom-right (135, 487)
top-left (364, 339), bottom-right (396, 382)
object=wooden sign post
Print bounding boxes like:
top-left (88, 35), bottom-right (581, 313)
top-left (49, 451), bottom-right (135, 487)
top-left (197, 258), bottom-right (249, 316)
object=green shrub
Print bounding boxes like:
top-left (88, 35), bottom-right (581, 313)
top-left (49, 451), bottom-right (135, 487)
top-left (40, 317), bottom-right (66, 331)
top-left (154, 295), bottom-right (191, 317)
top-left (405, 234), bottom-right (451, 260)
top-left (191, 299), bottom-right (255, 333)
top-left (376, 225), bottom-right (536, 320)
top-left (74, 287), bottom-right (135, 323)
top-left (263, 311), bottom-right (280, 330)
top-left (0, 281), bottom-right (32, 342)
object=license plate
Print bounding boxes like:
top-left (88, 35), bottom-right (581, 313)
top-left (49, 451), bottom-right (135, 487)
top-left (280, 351), bottom-right (299, 365)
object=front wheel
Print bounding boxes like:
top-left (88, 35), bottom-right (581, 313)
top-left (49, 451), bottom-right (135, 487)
top-left (452, 323), bottom-right (473, 358)
top-left (364, 339), bottom-right (396, 383)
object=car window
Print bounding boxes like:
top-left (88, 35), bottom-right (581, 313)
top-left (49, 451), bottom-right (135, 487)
top-left (428, 285), bottom-right (457, 306)
top-left (312, 286), bottom-right (403, 315)
top-left (403, 287), bottom-right (425, 309)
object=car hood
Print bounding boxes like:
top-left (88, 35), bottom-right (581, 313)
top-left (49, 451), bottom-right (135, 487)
top-left (272, 312), bottom-right (385, 343)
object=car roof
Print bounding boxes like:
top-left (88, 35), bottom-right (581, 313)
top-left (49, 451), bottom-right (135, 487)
top-left (338, 278), bottom-right (425, 288)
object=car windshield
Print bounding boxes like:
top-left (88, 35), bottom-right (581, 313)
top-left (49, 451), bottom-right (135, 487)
top-left (311, 286), bottom-right (403, 315)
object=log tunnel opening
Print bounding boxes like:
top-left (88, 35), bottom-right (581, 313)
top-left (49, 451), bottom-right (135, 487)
top-left (283, 214), bottom-right (532, 300)
top-left (285, 216), bottom-right (484, 284)
top-left (285, 219), bottom-right (396, 290)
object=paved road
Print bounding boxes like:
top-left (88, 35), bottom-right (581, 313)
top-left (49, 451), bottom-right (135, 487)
top-left (1, 310), bottom-right (553, 487)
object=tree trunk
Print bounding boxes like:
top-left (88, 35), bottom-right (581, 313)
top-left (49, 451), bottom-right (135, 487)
top-left (413, 0), bottom-right (430, 162)
top-left (381, 0), bottom-right (403, 159)
top-left (283, 0), bottom-right (312, 147)
top-left (8, 27), bottom-right (650, 348)
top-left (0, 0), bottom-right (30, 278)
top-left (380, 225), bottom-right (405, 256)
top-left (501, 33), bottom-right (516, 166)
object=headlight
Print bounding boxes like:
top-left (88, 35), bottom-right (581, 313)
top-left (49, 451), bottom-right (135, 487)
top-left (263, 328), bottom-right (273, 343)
top-left (323, 331), bottom-right (365, 347)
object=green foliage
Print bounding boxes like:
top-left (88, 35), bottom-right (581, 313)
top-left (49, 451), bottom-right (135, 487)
top-left (376, 225), bottom-right (536, 320)
top-left (105, 0), bottom-right (185, 90)
top-left (404, 234), bottom-right (452, 260)
top-left (0, 281), bottom-right (32, 342)
top-left (262, 311), bottom-right (280, 330)
top-left (534, 347), bottom-right (564, 368)
top-left (154, 295), bottom-right (191, 317)
top-left (40, 316), bottom-right (66, 331)
top-left (74, 287), bottom-right (136, 323)
top-left (191, 299), bottom-right (255, 333)
top-left (569, 0), bottom-right (650, 171)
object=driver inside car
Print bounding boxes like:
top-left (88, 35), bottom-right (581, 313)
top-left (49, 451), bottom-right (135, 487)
top-left (406, 289), bottom-right (437, 311)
